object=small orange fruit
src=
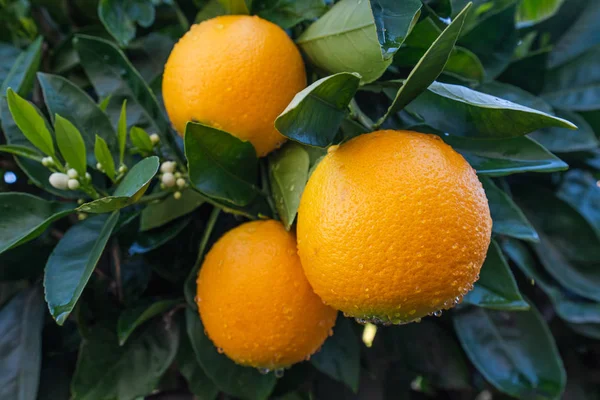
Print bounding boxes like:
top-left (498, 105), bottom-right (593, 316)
top-left (297, 130), bottom-right (492, 324)
top-left (196, 220), bottom-right (337, 369)
top-left (163, 15), bottom-right (306, 157)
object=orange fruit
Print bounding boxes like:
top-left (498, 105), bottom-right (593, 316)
top-left (196, 220), bottom-right (337, 369)
top-left (297, 130), bottom-right (492, 324)
top-left (162, 15), bottom-right (306, 157)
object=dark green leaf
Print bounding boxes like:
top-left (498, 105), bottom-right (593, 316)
top-left (256, 0), bottom-right (328, 29)
top-left (531, 110), bottom-right (599, 152)
top-left (37, 72), bottom-right (118, 166)
top-left (185, 122), bottom-right (259, 207)
top-left (44, 212), bottom-right (119, 325)
top-left (482, 177), bottom-right (538, 241)
top-left (54, 115), bottom-right (87, 176)
top-left (219, 0), bottom-right (250, 14)
top-left (78, 156), bottom-right (159, 213)
top-left (117, 299), bottom-right (181, 345)
top-left (185, 308), bottom-right (276, 400)
top-left (6, 89), bottom-right (55, 156)
top-left (275, 72), bottom-right (360, 148)
top-left (557, 170), bottom-right (600, 232)
top-left (99, 0), bottom-right (157, 46)
top-left (377, 3), bottom-right (471, 126)
top-left (0, 37), bottom-right (42, 102)
top-left (0, 144), bottom-right (43, 161)
top-left (94, 135), bottom-right (116, 181)
top-left (0, 43), bottom-right (22, 89)
top-left (454, 302), bottom-right (566, 399)
top-left (130, 126), bottom-right (153, 153)
top-left (517, 0), bottom-right (565, 28)
top-left (130, 218), bottom-right (190, 255)
top-left (177, 323), bottom-right (219, 400)
top-left (312, 316), bottom-right (359, 393)
top-left (0, 287), bottom-right (45, 400)
top-left (117, 100), bottom-right (127, 165)
top-left (140, 189), bottom-right (205, 231)
top-left (0, 193), bottom-right (74, 255)
top-left (0, 237), bottom-right (53, 281)
top-left (476, 81), bottom-right (554, 114)
top-left (369, 0), bottom-right (422, 59)
top-left (71, 318), bottom-right (179, 400)
top-left (269, 143), bottom-right (310, 229)
top-left (568, 322), bottom-right (600, 340)
top-left (464, 240), bottom-right (529, 310)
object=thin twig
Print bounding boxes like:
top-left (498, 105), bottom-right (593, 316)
top-left (111, 241), bottom-right (123, 303)
top-left (349, 98), bottom-right (376, 131)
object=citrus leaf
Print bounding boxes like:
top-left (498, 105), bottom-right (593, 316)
top-left (481, 177), bottom-right (538, 241)
top-left (464, 240), bottom-right (529, 310)
top-left (275, 72), bottom-right (360, 147)
top-left (517, 0), bottom-right (565, 28)
top-left (0, 287), bottom-right (45, 400)
top-left (185, 122), bottom-right (259, 207)
top-left (0, 193), bottom-right (75, 255)
top-left (569, 322), bottom-right (600, 340)
top-left (37, 72), bottom-right (118, 166)
top-left (369, 0), bottom-right (422, 60)
top-left (0, 145), bottom-right (43, 162)
top-left (140, 189), bottom-right (205, 232)
top-left (130, 126), bottom-right (153, 153)
top-left (6, 89), bottom-right (55, 156)
top-left (376, 3), bottom-right (471, 126)
top-left (453, 302), bottom-right (566, 399)
top-left (177, 325), bottom-right (219, 400)
top-left (44, 211), bottom-right (120, 325)
top-left (129, 219), bottom-right (190, 255)
top-left (269, 142), bottom-right (310, 230)
top-left (117, 299), bottom-right (181, 345)
top-left (54, 115), bottom-right (87, 176)
top-left (530, 110), bottom-right (599, 152)
top-left (185, 308), bottom-right (276, 400)
top-left (297, 0), bottom-right (393, 84)
top-left (256, 0), bottom-right (328, 29)
top-left (557, 170), bottom-right (600, 233)
top-left (0, 37), bottom-right (42, 103)
top-left (312, 316), bottom-right (359, 393)
top-left (98, 0), bottom-right (156, 47)
top-left (77, 156), bottom-right (159, 213)
top-left (218, 0), bottom-right (250, 14)
top-left (94, 135), bottom-right (116, 181)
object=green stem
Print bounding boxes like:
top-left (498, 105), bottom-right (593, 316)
top-left (137, 190), bottom-right (171, 204)
top-left (349, 98), bottom-right (376, 131)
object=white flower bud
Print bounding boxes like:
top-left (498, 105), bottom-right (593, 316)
top-left (96, 162), bottom-right (103, 170)
top-left (161, 172), bottom-right (175, 188)
top-left (118, 165), bottom-right (128, 174)
top-left (78, 213), bottom-right (87, 221)
top-left (67, 168), bottom-right (79, 179)
top-left (173, 191), bottom-right (182, 200)
top-left (49, 173), bottom-right (69, 190)
top-left (77, 199), bottom-right (85, 205)
top-left (176, 178), bottom-right (186, 189)
top-left (67, 179), bottom-right (80, 190)
top-left (160, 161), bottom-right (176, 173)
top-left (150, 134), bottom-right (160, 145)
top-left (85, 172), bottom-right (91, 181)
top-left (174, 172), bottom-right (182, 179)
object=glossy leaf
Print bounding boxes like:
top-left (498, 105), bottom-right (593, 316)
top-left (117, 100), bottom-right (127, 165)
top-left (0, 37), bottom-right (42, 102)
top-left (312, 316), bottom-right (359, 393)
top-left (569, 323), bottom-right (600, 340)
top-left (517, 0), bottom-right (565, 27)
top-left (369, 0), bottom-right (422, 60)
top-left (77, 157), bottom-right (159, 213)
top-left (218, 0), bottom-right (250, 14)
top-left (99, 0), bottom-right (156, 46)
top-left (454, 302), bottom-right (566, 399)
top-left (185, 308), bottom-right (276, 400)
top-left (44, 212), bottom-right (120, 325)
top-left (117, 299), bottom-right (181, 345)
top-left (269, 143), bottom-right (310, 229)
top-left (557, 170), bottom-right (600, 232)
top-left (94, 135), bottom-right (116, 181)
top-left (0, 287), bottom-right (45, 400)
top-left (6, 89), bottom-right (55, 156)
top-left (256, 0), bottom-right (328, 29)
top-left (0, 193), bottom-right (74, 255)
top-left (177, 324), bottom-right (219, 400)
top-left (130, 126), bottom-right (154, 153)
top-left (0, 144), bottom-right (43, 162)
top-left (377, 3), bottom-right (471, 126)
top-left (482, 177), bottom-right (538, 241)
top-left (531, 110), bottom-right (599, 152)
top-left (129, 219), bottom-right (189, 255)
top-left (275, 72), bottom-right (360, 147)
top-left (185, 122), bottom-right (259, 207)
top-left (140, 189), bottom-right (205, 231)
top-left (54, 115), bottom-right (87, 176)
top-left (37, 72), bottom-right (118, 166)
top-left (297, 0), bottom-right (393, 84)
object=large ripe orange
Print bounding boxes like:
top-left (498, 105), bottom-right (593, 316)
top-left (297, 130), bottom-right (492, 324)
top-left (162, 15), bottom-right (306, 157)
top-left (196, 220), bottom-right (337, 369)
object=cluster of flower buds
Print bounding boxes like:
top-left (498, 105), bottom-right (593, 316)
top-left (41, 157), bottom-right (55, 167)
top-left (159, 161), bottom-right (187, 199)
top-left (48, 168), bottom-right (91, 191)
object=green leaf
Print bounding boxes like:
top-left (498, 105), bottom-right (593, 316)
top-left (369, 0), bottom-right (422, 60)
top-left (129, 219), bottom-right (190, 255)
top-left (532, 110), bottom-right (599, 152)
top-left (117, 100), bottom-right (127, 165)
top-left (0, 193), bottom-right (74, 255)
top-left (130, 126), bottom-right (154, 153)
top-left (6, 88), bottom-right (55, 156)
top-left (269, 143), bottom-right (310, 230)
top-left (185, 308), bottom-right (276, 400)
top-left (218, 0), bottom-right (250, 14)
top-left (557, 170), bottom-right (600, 233)
top-left (54, 115), bottom-right (87, 176)
top-left (98, 95), bottom-right (112, 112)
top-left (569, 322), bottom-right (600, 340)
top-left (481, 177), bottom-right (538, 241)
top-left (94, 135), bottom-right (116, 181)
top-left (502, 238), bottom-right (600, 324)
top-left (543, 46), bottom-right (600, 111)
top-left (256, 0), bottom-right (328, 29)
top-left (0, 287), bottom-right (45, 400)
top-left (517, 0), bottom-right (565, 28)
top-left (140, 189), bottom-right (205, 232)
top-left (98, 0), bottom-right (157, 46)
top-left (71, 318), bottom-right (179, 400)
top-left (0, 37), bottom-right (42, 102)
top-left (44, 212), bottom-right (120, 325)
top-left (311, 316), bottom-right (359, 393)
top-left (453, 302), bottom-right (566, 399)
top-left (393, 81), bottom-right (577, 138)
top-left (185, 122), bottom-right (259, 207)
top-left (78, 156), bottom-right (159, 213)
top-left (476, 81), bottom-right (554, 115)
top-left (37, 72), bottom-right (118, 167)
top-left (275, 72), bottom-right (360, 147)
top-left (376, 3), bottom-right (471, 126)
top-left (117, 299), bottom-right (181, 345)
top-left (464, 240), bottom-right (529, 310)
top-left (297, 0), bottom-right (393, 84)
top-left (177, 325), bottom-right (219, 400)
top-left (0, 144), bottom-right (43, 161)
